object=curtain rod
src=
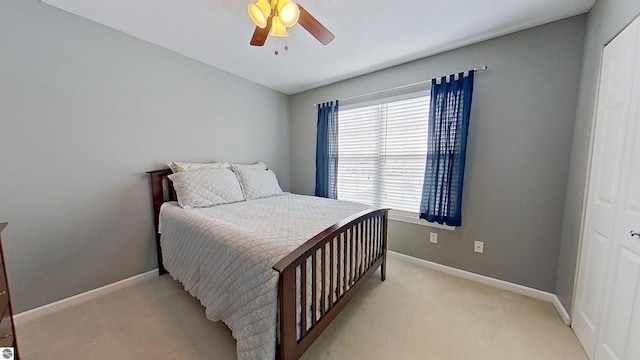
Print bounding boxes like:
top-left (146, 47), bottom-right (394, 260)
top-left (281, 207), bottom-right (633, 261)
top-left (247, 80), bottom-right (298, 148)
top-left (314, 65), bottom-right (487, 107)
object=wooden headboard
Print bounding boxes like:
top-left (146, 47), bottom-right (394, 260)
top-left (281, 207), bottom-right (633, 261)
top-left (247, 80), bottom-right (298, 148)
top-left (146, 168), bottom-right (175, 275)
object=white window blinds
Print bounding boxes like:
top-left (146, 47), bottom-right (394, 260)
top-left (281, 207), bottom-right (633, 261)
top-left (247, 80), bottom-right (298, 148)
top-left (337, 92), bottom-right (430, 213)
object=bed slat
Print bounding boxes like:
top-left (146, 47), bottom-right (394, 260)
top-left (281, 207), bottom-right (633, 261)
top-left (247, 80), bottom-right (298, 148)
top-left (321, 244), bottom-right (327, 317)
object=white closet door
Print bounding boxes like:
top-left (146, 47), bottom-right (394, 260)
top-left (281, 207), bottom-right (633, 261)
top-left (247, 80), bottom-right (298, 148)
top-left (572, 16), bottom-right (640, 359)
top-left (593, 17), bottom-right (640, 360)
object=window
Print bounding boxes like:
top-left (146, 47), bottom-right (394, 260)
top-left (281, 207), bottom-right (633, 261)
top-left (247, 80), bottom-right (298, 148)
top-left (336, 91), bottom-right (429, 214)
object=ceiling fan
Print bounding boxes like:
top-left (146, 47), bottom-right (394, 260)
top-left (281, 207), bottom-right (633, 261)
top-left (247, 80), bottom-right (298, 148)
top-left (247, 0), bottom-right (335, 47)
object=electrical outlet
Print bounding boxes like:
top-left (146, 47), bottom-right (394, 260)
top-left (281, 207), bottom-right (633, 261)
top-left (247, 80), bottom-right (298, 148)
top-left (474, 241), bottom-right (484, 253)
top-left (430, 232), bottom-right (438, 244)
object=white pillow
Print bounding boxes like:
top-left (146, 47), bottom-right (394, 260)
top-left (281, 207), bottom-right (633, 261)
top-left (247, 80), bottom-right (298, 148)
top-left (230, 162), bottom-right (267, 171)
top-left (168, 168), bottom-right (244, 209)
top-left (167, 161), bottom-right (230, 173)
top-left (235, 168), bottom-right (283, 200)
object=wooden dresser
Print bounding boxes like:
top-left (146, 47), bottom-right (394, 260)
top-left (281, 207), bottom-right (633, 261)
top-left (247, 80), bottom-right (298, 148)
top-left (0, 223), bottom-right (18, 359)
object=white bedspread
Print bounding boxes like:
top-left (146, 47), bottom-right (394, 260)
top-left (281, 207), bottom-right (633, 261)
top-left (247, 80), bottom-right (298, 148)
top-left (159, 193), bottom-right (368, 360)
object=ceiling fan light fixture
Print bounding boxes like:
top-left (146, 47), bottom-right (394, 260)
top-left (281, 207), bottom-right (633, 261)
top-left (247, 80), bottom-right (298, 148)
top-left (248, 0), bottom-right (271, 28)
top-left (270, 16), bottom-right (289, 37)
top-left (249, 0), bottom-right (334, 47)
top-left (278, 1), bottom-right (300, 27)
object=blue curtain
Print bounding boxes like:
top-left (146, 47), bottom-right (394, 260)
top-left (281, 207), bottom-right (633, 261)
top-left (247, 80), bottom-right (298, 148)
top-left (419, 71), bottom-right (474, 226)
top-left (315, 101), bottom-right (339, 199)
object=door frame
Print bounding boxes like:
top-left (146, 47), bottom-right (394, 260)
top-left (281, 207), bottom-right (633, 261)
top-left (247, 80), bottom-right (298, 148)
top-left (570, 13), bottom-right (640, 319)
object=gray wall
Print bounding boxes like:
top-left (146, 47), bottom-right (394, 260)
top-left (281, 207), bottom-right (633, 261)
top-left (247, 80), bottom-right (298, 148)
top-left (556, 0), bottom-right (640, 313)
top-left (3, 0), bottom-right (627, 316)
top-left (290, 17), bottom-right (586, 293)
top-left (0, 0), bottom-right (290, 313)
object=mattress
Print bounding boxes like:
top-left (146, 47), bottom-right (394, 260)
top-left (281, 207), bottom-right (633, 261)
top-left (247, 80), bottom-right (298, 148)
top-left (158, 193), bottom-right (368, 360)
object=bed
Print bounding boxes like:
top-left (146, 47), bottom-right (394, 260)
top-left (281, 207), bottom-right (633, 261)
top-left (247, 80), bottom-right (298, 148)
top-left (147, 166), bottom-right (388, 360)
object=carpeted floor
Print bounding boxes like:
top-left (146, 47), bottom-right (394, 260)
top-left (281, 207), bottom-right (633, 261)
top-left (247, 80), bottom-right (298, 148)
top-left (15, 253), bottom-right (588, 359)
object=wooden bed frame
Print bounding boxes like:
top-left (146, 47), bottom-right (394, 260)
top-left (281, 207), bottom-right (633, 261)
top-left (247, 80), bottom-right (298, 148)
top-left (147, 168), bottom-right (388, 360)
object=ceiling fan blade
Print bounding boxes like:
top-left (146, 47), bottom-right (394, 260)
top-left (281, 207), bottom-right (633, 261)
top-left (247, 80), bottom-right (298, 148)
top-left (297, 4), bottom-right (335, 45)
top-left (250, 17), bottom-right (272, 46)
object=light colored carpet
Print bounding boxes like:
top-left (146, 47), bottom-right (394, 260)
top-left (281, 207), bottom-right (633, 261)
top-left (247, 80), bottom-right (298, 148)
top-left (15, 253), bottom-right (587, 359)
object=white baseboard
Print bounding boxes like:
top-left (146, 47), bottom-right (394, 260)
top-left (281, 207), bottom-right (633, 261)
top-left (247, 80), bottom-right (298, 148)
top-left (551, 295), bottom-right (572, 326)
top-left (14, 269), bottom-right (159, 324)
top-left (388, 251), bottom-right (571, 326)
top-left (14, 253), bottom-right (573, 326)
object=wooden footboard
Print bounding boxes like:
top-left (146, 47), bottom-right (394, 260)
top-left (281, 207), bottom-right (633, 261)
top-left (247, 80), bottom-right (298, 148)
top-left (273, 208), bottom-right (388, 360)
top-left (147, 168), bottom-right (388, 360)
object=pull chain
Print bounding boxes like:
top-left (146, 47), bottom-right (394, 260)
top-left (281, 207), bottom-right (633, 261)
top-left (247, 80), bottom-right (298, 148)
top-left (273, 38), bottom-right (289, 56)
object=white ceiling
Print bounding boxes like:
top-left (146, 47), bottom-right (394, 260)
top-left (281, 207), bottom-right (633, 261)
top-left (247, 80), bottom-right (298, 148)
top-left (41, 0), bottom-right (595, 95)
